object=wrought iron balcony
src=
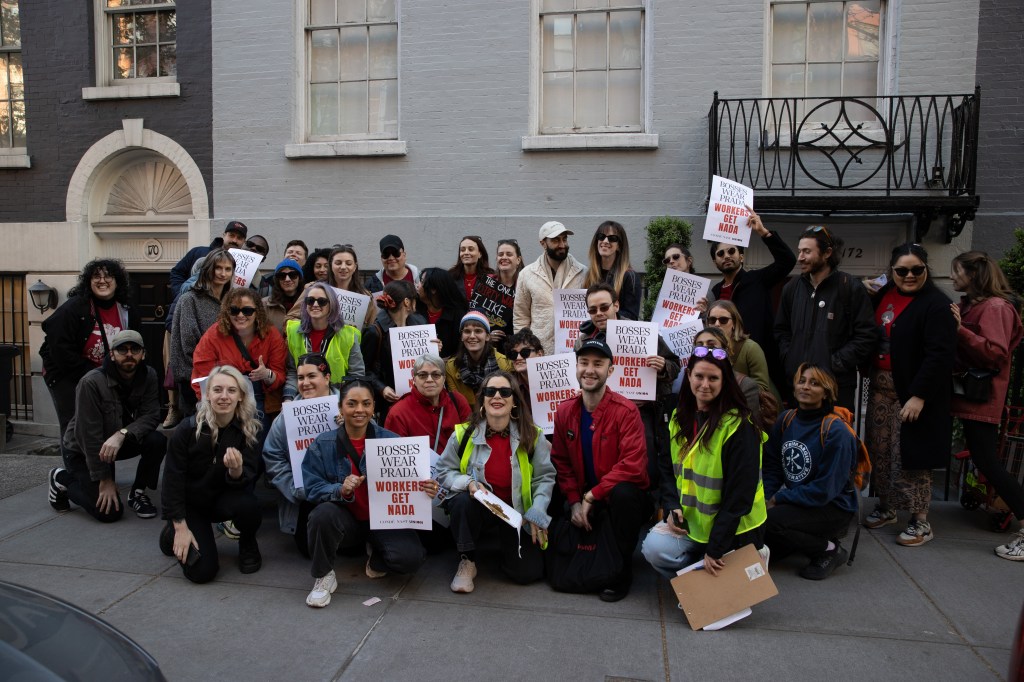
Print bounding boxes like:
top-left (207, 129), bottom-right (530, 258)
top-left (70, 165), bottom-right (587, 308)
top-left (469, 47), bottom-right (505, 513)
top-left (707, 88), bottom-right (980, 241)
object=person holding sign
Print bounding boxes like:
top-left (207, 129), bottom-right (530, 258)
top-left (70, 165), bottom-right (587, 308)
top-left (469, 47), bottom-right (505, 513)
top-left (362, 281), bottom-right (428, 421)
top-left (302, 378), bottom-right (427, 608)
top-left (583, 221), bottom-right (642, 321)
top-left (663, 244), bottom-right (696, 275)
top-left (506, 328), bottom-right (545, 395)
top-left (262, 353), bottom-right (337, 557)
top-left (283, 285), bottom-right (364, 400)
top-left (449, 236), bottom-right (494, 304)
top-left (159, 366), bottom-right (264, 583)
top-left (642, 347), bottom-right (767, 580)
top-left (433, 371), bottom-right (555, 592)
top-left (385, 353), bottom-right (470, 455)
top-left (468, 238), bottom-right (523, 353)
top-left (416, 267), bottom-right (467, 357)
top-left (445, 311), bottom-right (515, 408)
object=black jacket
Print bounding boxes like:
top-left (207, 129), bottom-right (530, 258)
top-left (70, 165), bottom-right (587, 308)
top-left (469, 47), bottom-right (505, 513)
top-left (576, 320), bottom-right (680, 400)
top-left (39, 295), bottom-right (141, 387)
top-left (169, 237), bottom-right (224, 298)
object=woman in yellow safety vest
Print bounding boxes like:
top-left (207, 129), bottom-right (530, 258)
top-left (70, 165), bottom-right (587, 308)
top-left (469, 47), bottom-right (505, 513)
top-left (642, 346), bottom-right (768, 578)
top-left (283, 285), bottom-right (364, 400)
top-left (431, 371), bottom-right (555, 594)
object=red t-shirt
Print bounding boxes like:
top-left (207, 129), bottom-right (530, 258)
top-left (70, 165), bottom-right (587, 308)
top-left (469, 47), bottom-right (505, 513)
top-left (426, 308), bottom-right (443, 325)
top-left (383, 269), bottom-right (414, 285)
top-left (82, 304), bottom-right (123, 366)
top-left (717, 282), bottom-right (734, 301)
top-left (484, 434), bottom-right (513, 504)
top-left (874, 287), bottom-right (913, 370)
top-left (347, 437), bottom-right (370, 521)
top-left (309, 328), bottom-right (327, 354)
top-left (463, 273), bottom-right (478, 302)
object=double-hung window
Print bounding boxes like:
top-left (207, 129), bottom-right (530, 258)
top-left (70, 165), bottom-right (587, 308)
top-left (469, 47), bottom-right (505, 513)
top-left (0, 0), bottom-right (26, 160)
top-left (85, 0), bottom-right (179, 100)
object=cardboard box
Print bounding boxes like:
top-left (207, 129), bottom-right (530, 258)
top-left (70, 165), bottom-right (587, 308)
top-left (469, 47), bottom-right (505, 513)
top-left (669, 544), bottom-right (778, 631)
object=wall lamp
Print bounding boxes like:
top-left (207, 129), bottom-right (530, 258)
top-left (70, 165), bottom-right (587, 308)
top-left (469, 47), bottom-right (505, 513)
top-left (28, 280), bottom-right (58, 314)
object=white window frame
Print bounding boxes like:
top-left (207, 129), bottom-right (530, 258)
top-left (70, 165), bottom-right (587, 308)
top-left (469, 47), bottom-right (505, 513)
top-left (0, 0), bottom-right (28, 167)
top-left (286, 0), bottom-right (406, 159)
top-left (522, 0), bottom-right (657, 152)
top-left (82, 0), bottom-right (180, 101)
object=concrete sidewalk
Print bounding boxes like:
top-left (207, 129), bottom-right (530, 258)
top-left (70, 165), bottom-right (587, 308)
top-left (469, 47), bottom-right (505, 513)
top-left (0, 448), bottom-right (1020, 681)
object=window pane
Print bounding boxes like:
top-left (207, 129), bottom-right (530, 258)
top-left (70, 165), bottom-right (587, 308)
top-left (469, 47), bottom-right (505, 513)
top-left (608, 69), bottom-right (641, 126)
top-left (159, 11), bottom-right (176, 41)
top-left (338, 26), bottom-right (366, 81)
top-left (159, 44), bottom-right (176, 76)
top-left (338, 80), bottom-right (367, 133)
top-left (543, 16), bottom-right (574, 71)
top-left (0, 105), bottom-right (9, 148)
top-left (136, 12), bottom-right (157, 43)
top-left (1, 0), bottom-right (21, 48)
top-left (367, 0), bottom-right (394, 22)
top-left (309, 0), bottom-right (335, 25)
top-left (310, 83), bottom-right (339, 136)
top-left (114, 14), bottom-right (134, 45)
top-left (310, 29), bottom-right (339, 82)
top-left (772, 63), bottom-right (805, 98)
top-left (846, 1), bottom-right (880, 59)
top-left (107, 0), bottom-right (131, 7)
top-left (338, 0), bottom-right (365, 24)
top-left (11, 98), bottom-right (23, 146)
top-left (807, 62), bottom-right (841, 97)
top-left (609, 10), bottom-right (641, 69)
top-left (541, 0), bottom-right (574, 11)
top-left (807, 2), bottom-right (842, 62)
top-left (114, 47), bottom-right (134, 78)
top-left (135, 45), bottom-right (157, 77)
top-left (772, 3), bottom-right (806, 63)
top-left (542, 71), bottom-right (573, 128)
top-left (576, 12), bottom-right (606, 70)
top-left (368, 78), bottom-right (397, 136)
top-left (575, 69), bottom-right (607, 127)
top-left (0, 55), bottom-right (8, 99)
top-left (368, 24), bottom-right (397, 79)
top-left (843, 60), bottom-right (877, 96)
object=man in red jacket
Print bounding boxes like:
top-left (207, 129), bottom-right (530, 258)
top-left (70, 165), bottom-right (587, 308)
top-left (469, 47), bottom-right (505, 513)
top-left (551, 338), bottom-right (652, 602)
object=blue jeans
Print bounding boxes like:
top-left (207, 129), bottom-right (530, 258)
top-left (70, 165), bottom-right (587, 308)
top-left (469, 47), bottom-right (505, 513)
top-left (641, 521), bottom-right (706, 579)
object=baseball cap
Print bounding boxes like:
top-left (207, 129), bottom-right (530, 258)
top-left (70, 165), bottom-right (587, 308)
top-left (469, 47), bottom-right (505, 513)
top-left (110, 329), bottom-right (145, 351)
top-left (576, 338), bottom-right (613, 361)
top-left (539, 220), bottom-right (573, 241)
top-left (224, 221), bottom-right (248, 238)
top-left (379, 235), bottom-right (404, 254)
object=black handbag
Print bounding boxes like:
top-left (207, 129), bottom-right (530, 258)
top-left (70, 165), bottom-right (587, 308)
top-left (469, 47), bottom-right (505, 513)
top-left (545, 507), bottom-right (623, 593)
top-left (952, 368), bottom-right (996, 403)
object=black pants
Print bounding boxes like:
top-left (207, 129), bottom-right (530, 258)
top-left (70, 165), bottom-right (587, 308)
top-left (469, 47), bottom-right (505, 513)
top-left (60, 430), bottom-right (167, 523)
top-left (46, 378), bottom-right (79, 446)
top-left (292, 500), bottom-right (316, 558)
top-left (307, 502), bottom-right (425, 579)
top-left (764, 502), bottom-right (854, 559)
top-left (177, 379), bottom-right (198, 417)
top-left (446, 492), bottom-right (544, 585)
top-left (173, 489), bottom-right (262, 584)
top-left (640, 403), bottom-right (670, 493)
top-left (599, 482), bottom-right (653, 585)
top-left (963, 418), bottom-right (1024, 520)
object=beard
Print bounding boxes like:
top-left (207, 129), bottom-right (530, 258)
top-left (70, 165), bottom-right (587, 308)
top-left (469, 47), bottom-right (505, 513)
top-left (546, 245), bottom-right (569, 262)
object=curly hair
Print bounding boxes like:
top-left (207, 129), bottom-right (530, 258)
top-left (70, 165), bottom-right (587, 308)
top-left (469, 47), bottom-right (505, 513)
top-left (216, 288), bottom-right (271, 337)
top-left (298, 284), bottom-right (343, 334)
top-left (195, 365), bottom-right (261, 447)
top-left (69, 259), bottom-right (132, 305)
top-left (507, 328), bottom-right (543, 354)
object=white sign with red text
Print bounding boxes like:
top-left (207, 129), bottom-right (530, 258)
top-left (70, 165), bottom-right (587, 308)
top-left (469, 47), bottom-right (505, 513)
top-left (553, 289), bottom-right (589, 354)
top-left (650, 269), bottom-right (710, 329)
top-left (228, 248), bottom-right (264, 289)
top-left (703, 175), bottom-right (754, 247)
top-left (606, 320), bottom-right (658, 400)
top-left (366, 436), bottom-right (432, 530)
top-left (282, 395), bottom-right (336, 489)
top-left (526, 354), bottom-right (580, 435)
top-left (390, 325), bottom-right (440, 396)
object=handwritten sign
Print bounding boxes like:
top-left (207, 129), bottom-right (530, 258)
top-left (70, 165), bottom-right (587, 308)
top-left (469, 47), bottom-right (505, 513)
top-left (331, 287), bottom-right (371, 330)
top-left (365, 436), bottom-right (432, 529)
top-left (606, 320), bottom-right (658, 400)
top-left (650, 269), bottom-right (710, 329)
top-left (703, 175), bottom-right (754, 247)
top-left (553, 289), bottom-right (589, 354)
top-left (390, 324), bottom-right (440, 396)
top-left (228, 248), bottom-right (264, 289)
top-left (526, 354), bottom-right (580, 435)
top-left (469, 274), bottom-right (515, 331)
top-left (281, 395), bottom-right (336, 489)
top-left (662, 319), bottom-right (704, 394)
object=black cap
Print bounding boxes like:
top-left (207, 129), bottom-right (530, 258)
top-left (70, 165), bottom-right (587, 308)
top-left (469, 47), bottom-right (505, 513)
top-left (379, 234), bottom-right (404, 254)
top-left (224, 220), bottom-right (248, 237)
top-left (576, 338), bottom-right (614, 361)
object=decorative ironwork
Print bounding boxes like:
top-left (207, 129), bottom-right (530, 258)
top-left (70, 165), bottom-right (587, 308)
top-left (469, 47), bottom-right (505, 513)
top-left (708, 88), bottom-right (980, 242)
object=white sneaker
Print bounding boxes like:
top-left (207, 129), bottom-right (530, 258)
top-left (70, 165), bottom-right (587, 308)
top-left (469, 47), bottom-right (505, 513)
top-left (450, 557), bottom-right (477, 593)
top-left (306, 571), bottom-right (337, 608)
top-left (995, 529), bottom-right (1024, 561)
top-left (758, 545), bottom-right (771, 571)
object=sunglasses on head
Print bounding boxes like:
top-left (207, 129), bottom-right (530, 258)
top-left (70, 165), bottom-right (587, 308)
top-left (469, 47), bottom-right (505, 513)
top-left (708, 315), bottom-right (732, 325)
top-left (229, 306), bottom-right (257, 317)
top-left (508, 347), bottom-right (536, 360)
top-left (305, 296), bottom-right (330, 308)
top-left (662, 253), bottom-right (682, 265)
top-left (716, 247), bottom-right (738, 258)
top-left (276, 271), bottom-right (300, 281)
top-left (596, 233), bottom-right (621, 244)
top-left (113, 344), bottom-right (144, 356)
top-left (807, 225), bottom-right (834, 247)
top-left (483, 386), bottom-right (514, 398)
top-left (381, 248), bottom-right (401, 259)
top-left (587, 302), bottom-right (613, 315)
top-left (893, 265), bottom-right (926, 277)
top-left (693, 346), bottom-right (728, 361)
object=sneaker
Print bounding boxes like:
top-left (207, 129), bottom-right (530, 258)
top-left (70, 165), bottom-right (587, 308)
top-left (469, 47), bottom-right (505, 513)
top-left (218, 520), bottom-right (241, 540)
top-left (863, 507), bottom-right (898, 529)
top-left (758, 544), bottom-right (771, 571)
top-left (897, 519), bottom-right (934, 546)
top-left (127, 489), bottom-right (158, 519)
top-left (450, 556), bottom-right (477, 593)
top-left (800, 544), bottom-right (849, 580)
top-left (48, 468), bottom-right (69, 512)
top-left (365, 542), bottom-right (387, 579)
top-left (306, 570), bottom-right (338, 608)
top-left (994, 529), bottom-right (1024, 561)
top-left (238, 537), bottom-right (262, 574)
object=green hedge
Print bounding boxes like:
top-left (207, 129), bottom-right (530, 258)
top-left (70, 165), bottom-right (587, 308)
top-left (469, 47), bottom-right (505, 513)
top-left (642, 216), bottom-right (694, 320)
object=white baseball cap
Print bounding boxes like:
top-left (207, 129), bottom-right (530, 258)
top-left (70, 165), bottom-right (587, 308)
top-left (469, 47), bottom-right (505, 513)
top-left (538, 220), bottom-right (573, 241)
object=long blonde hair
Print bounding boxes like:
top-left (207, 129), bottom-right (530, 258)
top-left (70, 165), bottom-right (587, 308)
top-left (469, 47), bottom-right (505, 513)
top-left (584, 220), bottom-right (633, 295)
top-left (195, 365), bottom-right (261, 447)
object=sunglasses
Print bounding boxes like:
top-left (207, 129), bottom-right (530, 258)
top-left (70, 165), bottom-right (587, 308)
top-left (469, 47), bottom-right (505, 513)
top-left (305, 296), bottom-right (330, 308)
top-left (244, 241), bottom-right (269, 256)
top-left (414, 371), bottom-right (444, 381)
top-left (587, 302), bottom-right (613, 315)
top-left (893, 265), bottom-right (926, 277)
top-left (229, 306), bottom-right (257, 317)
top-left (807, 225), bottom-right (834, 247)
top-left (715, 247), bottom-right (738, 258)
top-left (483, 386), bottom-right (514, 398)
top-left (276, 271), bottom-right (300, 281)
top-left (596, 233), bottom-right (621, 244)
top-left (113, 344), bottom-right (144, 356)
top-left (708, 315), bottom-right (732, 325)
top-left (381, 248), bottom-right (402, 259)
top-left (693, 347), bottom-right (728, 360)
top-left (662, 253), bottom-right (682, 265)
top-left (508, 347), bottom-right (536, 360)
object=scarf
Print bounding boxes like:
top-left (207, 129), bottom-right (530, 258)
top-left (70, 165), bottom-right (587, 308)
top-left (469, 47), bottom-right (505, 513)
top-left (458, 352), bottom-right (500, 390)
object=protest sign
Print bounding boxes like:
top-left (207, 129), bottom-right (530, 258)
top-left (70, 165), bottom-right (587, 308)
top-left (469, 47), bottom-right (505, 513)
top-left (526, 354), bottom-right (580, 435)
top-left (366, 436), bottom-right (432, 530)
top-left (331, 286), bottom-right (371, 329)
top-left (605, 320), bottom-right (658, 401)
top-left (553, 288), bottom-right (589, 354)
top-left (428, 449), bottom-right (450, 528)
top-left (662, 319), bottom-right (703, 393)
top-left (469, 274), bottom-right (515, 332)
top-left (281, 395), bottom-right (336, 489)
top-left (389, 325), bottom-right (440, 396)
top-left (703, 175), bottom-right (754, 247)
top-left (649, 269), bottom-right (710, 329)
top-left (228, 248), bottom-right (264, 289)
top-left (473, 488), bottom-right (522, 530)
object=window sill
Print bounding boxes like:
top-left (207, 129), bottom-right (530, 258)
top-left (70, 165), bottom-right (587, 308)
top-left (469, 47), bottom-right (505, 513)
top-left (521, 133), bottom-right (659, 151)
top-left (285, 140), bottom-right (408, 158)
top-left (81, 82), bottom-right (181, 101)
top-left (0, 154), bottom-right (31, 169)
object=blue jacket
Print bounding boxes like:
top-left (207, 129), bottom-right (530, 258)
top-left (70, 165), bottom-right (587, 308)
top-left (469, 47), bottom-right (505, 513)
top-left (763, 408), bottom-right (858, 514)
top-left (302, 422), bottom-right (399, 504)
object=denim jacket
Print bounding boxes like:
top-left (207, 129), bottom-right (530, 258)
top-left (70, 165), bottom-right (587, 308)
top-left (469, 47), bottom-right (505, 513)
top-left (302, 422), bottom-right (399, 504)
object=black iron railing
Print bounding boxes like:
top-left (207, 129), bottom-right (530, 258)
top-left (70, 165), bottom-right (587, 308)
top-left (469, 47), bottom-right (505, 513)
top-left (708, 88), bottom-right (980, 241)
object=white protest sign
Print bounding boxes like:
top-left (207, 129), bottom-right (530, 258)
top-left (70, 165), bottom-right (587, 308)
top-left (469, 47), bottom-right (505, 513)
top-left (389, 324), bottom-right (440, 396)
top-left (526, 354), bottom-right (580, 435)
top-left (606, 320), bottom-right (658, 401)
top-left (281, 395), bottom-right (336, 489)
top-left (553, 289), bottom-right (589, 354)
top-left (650, 269), bottom-right (711, 329)
top-left (331, 286), bottom-right (371, 329)
top-left (228, 248), bottom-right (265, 289)
top-left (703, 175), bottom-right (754, 247)
top-left (473, 488), bottom-right (522, 530)
top-left (366, 436), bottom-right (432, 530)
top-left (191, 376), bottom-right (209, 402)
top-left (662, 319), bottom-right (704, 394)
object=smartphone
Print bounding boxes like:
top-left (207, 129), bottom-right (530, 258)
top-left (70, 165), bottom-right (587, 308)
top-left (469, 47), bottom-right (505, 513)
top-left (185, 544), bottom-right (201, 568)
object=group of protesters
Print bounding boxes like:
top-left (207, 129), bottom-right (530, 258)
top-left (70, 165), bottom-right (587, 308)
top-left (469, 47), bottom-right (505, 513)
top-left (39, 212), bottom-right (1024, 613)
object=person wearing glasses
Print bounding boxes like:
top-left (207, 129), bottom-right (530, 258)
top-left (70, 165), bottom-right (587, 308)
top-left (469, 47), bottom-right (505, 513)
top-left (449, 236), bottom-right (494, 303)
top-left (257, 240), bottom-right (308, 298)
top-left (862, 244), bottom-right (955, 548)
top-left (467, 238), bottom-right (523, 353)
top-left (432, 371), bottom-right (555, 592)
top-left (583, 221), bottom-right (642, 321)
top-left (283, 285), bottom-right (364, 401)
top-left (48, 330), bottom-right (166, 522)
top-left (774, 225), bottom-right (877, 409)
top-left (692, 326), bottom-right (764, 426)
top-left (506, 328), bottom-right (544, 395)
top-left (385, 353), bottom-right (471, 457)
top-left (707, 300), bottom-right (773, 394)
top-left (662, 243), bottom-right (696, 275)
top-left (642, 345), bottom-right (768, 580)
top-left (362, 280), bottom-right (428, 422)
top-left (366, 234), bottom-right (420, 293)
top-left (445, 311), bottom-right (515, 408)
top-left (263, 259), bottom-right (303, 334)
